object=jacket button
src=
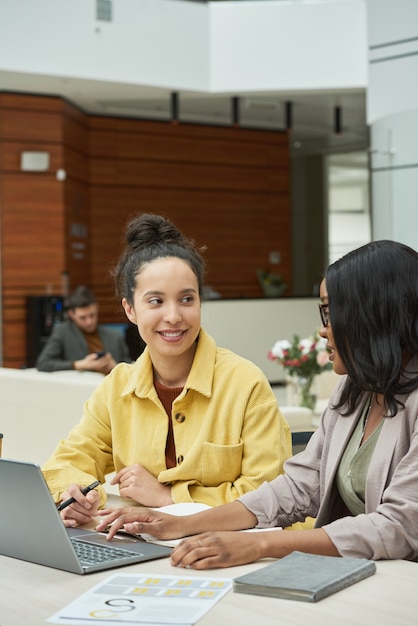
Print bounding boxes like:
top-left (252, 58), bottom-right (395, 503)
top-left (177, 455), bottom-right (184, 465)
top-left (175, 413), bottom-right (186, 423)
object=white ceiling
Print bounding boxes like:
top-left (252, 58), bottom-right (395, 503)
top-left (0, 68), bottom-right (367, 159)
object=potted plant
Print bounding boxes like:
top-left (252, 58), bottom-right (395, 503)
top-left (257, 270), bottom-right (287, 297)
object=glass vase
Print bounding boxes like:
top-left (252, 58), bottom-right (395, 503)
top-left (286, 375), bottom-right (316, 411)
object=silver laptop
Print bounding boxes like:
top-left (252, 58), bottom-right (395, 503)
top-left (0, 458), bottom-right (172, 574)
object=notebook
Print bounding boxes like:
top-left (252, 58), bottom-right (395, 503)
top-left (233, 551), bottom-right (376, 602)
top-left (0, 458), bottom-right (172, 575)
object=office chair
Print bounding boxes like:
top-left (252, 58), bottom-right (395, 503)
top-left (291, 430), bottom-right (314, 455)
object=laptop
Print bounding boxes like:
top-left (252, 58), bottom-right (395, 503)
top-left (0, 458), bottom-right (172, 574)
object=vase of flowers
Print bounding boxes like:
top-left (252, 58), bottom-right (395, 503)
top-left (268, 332), bottom-right (332, 410)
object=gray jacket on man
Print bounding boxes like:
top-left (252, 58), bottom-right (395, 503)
top-left (36, 320), bottom-right (131, 372)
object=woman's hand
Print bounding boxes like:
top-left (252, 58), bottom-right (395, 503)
top-left (58, 484), bottom-right (101, 527)
top-left (170, 531), bottom-right (266, 570)
top-left (111, 464), bottom-right (173, 507)
top-left (95, 506), bottom-right (184, 540)
top-left (169, 528), bottom-right (341, 569)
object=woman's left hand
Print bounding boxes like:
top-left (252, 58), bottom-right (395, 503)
top-left (170, 531), bottom-right (264, 570)
top-left (170, 528), bottom-right (342, 569)
top-left (110, 464), bottom-right (173, 507)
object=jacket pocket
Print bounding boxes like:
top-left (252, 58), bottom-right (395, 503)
top-left (199, 440), bottom-right (243, 485)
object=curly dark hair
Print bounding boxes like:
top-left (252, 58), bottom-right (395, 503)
top-left (326, 240), bottom-right (418, 416)
top-left (113, 213), bottom-right (206, 304)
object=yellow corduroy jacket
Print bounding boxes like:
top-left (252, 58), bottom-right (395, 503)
top-left (43, 328), bottom-right (291, 508)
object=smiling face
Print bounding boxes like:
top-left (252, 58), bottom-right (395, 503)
top-left (319, 279), bottom-right (347, 376)
top-left (122, 256), bottom-right (201, 365)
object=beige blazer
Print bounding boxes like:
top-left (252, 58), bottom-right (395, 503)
top-left (240, 360), bottom-right (418, 561)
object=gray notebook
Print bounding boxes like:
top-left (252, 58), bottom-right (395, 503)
top-left (233, 551), bottom-right (376, 602)
top-left (0, 458), bottom-right (172, 574)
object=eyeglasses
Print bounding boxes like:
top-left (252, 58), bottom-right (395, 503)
top-left (318, 304), bottom-right (330, 327)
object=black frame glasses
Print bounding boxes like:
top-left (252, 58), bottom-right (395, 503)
top-left (318, 304), bottom-right (330, 327)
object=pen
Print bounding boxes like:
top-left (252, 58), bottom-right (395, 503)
top-left (57, 480), bottom-right (100, 512)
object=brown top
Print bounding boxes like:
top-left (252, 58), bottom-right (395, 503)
top-left (154, 378), bottom-right (183, 469)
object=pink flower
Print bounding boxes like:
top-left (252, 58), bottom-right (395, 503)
top-left (268, 331), bottom-right (332, 378)
top-left (316, 350), bottom-right (330, 367)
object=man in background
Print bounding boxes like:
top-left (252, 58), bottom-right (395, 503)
top-left (36, 286), bottom-right (131, 374)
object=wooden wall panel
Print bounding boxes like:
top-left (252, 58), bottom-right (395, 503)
top-left (89, 188), bottom-right (291, 303)
top-left (88, 117), bottom-right (291, 311)
top-left (0, 94), bottom-right (86, 367)
top-left (1, 93), bottom-right (291, 366)
top-left (0, 142), bottom-right (63, 171)
top-left (61, 100), bottom-right (89, 154)
top-left (0, 94), bottom-right (63, 142)
top-left (90, 160), bottom-right (287, 192)
top-left (0, 173), bottom-right (66, 288)
top-left (64, 178), bottom-right (91, 289)
top-left (89, 124), bottom-right (286, 167)
top-left (62, 106), bottom-right (90, 293)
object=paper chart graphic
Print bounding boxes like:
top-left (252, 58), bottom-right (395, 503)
top-left (48, 572), bottom-right (232, 625)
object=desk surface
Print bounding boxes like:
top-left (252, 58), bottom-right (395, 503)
top-left (2, 495), bottom-right (418, 625)
top-left (2, 551), bottom-right (418, 625)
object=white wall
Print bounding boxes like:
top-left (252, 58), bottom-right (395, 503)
top-left (366, 0), bottom-right (418, 248)
top-left (0, 0), bottom-right (209, 90)
top-left (328, 154), bottom-right (371, 263)
top-left (209, 0), bottom-right (367, 91)
top-left (0, 0), bottom-right (367, 93)
top-left (201, 297), bottom-right (320, 383)
top-left (370, 110), bottom-right (418, 249)
top-left (367, 0), bottom-right (418, 123)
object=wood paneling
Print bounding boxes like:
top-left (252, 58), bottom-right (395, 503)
top-left (89, 117), bottom-right (291, 309)
top-left (0, 142), bottom-right (63, 171)
top-left (0, 93), bottom-right (291, 367)
top-left (0, 94), bottom-right (88, 367)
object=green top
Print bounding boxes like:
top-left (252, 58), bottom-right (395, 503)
top-left (336, 397), bottom-right (385, 515)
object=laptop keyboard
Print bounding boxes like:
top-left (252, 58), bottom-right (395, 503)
top-left (71, 538), bottom-right (141, 565)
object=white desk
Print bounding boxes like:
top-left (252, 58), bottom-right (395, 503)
top-left (1, 552), bottom-right (418, 625)
top-left (3, 494), bottom-right (418, 625)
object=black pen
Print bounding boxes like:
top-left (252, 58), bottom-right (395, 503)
top-left (57, 480), bottom-right (100, 512)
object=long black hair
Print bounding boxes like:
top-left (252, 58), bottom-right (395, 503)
top-left (113, 213), bottom-right (206, 305)
top-left (326, 240), bottom-right (418, 416)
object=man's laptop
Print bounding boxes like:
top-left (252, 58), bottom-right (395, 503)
top-left (0, 458), bottom-right (172, 574)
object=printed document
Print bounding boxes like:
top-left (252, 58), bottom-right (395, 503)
top-left (48, 572), bottom-right (232, 625)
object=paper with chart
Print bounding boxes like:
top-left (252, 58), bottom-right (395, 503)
top-left (48, 572), bottom-right (232, 625)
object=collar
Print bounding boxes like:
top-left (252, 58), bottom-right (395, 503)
top-left (121, 328), bottom-right (216, 399)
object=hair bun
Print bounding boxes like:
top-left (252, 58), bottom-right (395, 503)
top-left (113, 212), bottom-right (206, 302)
top-left (126, 213), bottom-right (185, 249)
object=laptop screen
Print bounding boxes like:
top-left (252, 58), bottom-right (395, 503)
top-left (0, 458), bottom-right (172, 574)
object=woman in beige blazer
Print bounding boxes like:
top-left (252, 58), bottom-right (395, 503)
top-left (98, 239), bottom-right (418, 566)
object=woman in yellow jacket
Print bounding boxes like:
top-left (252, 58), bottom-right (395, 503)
top-left (43, 213), bottom-right (291, 528)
